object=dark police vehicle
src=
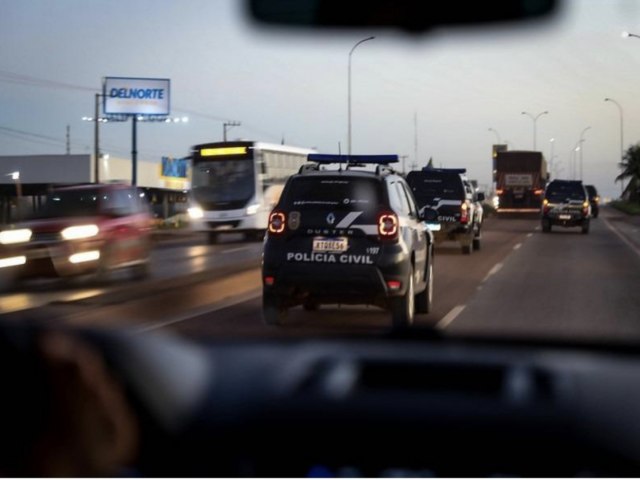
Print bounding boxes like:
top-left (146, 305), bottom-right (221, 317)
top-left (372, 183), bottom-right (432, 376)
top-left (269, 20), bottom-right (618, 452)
top-left (262, 154), bottom-right (434, 327)
top-left (406, 168), bottom-right (483, 254)
top-left (541, 179), bottom-right (591, 234)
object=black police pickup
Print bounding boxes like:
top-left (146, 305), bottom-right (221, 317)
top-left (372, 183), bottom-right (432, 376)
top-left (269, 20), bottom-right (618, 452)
top-left (541, 180), bottom-right (591, 233)
top-left (406, 168), bottom-right (483, 254)
top-left (262, 154), bottom-right (434, 327)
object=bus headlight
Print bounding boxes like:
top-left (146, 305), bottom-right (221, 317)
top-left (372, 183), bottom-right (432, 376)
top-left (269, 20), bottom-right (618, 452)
top-left (61, 225), bottom-right (99, 240)
top-left (0, 229), bottom-right (32, 245)
top-left (188, 207), bottom-right (204, 219)
top-left (246, 203), bottom-right (260, 215)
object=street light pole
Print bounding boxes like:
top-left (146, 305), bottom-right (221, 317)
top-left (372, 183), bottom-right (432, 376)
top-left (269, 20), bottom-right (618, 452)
top-left (94, 93), bottom-right (101, 183)
top-left (549, 138), bottom-right (555, 178)
top-left (488, 127), bottom-right (502, 144)
top-left (604, 98), bottom-right (624, 196)
top-left (579, 126), bottom-right (591, 181)
top-left (348, 36), bottom-right (375, 156)
top-left (521, 110), bottom-right (548, 150)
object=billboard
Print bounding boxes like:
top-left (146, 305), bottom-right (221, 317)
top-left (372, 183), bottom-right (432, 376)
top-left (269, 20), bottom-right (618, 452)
top-left (104, 77), bottom-right (170, 116)
top-left (161, 156), bottom-right (188, 179)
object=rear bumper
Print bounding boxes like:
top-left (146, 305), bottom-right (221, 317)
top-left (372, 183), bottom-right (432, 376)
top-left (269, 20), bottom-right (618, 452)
top-left (543, 213), bottom-right (588, 227)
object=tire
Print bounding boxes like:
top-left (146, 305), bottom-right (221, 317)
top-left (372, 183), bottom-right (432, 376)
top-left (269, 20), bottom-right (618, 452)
top-left (542, 219), bottom-right (551, 233)
top-left (581, 220), bottom-right (590, 234)
top-left (415, 259), bottom-right (433, 314)
top-left (263, 291), bottom-right (287, 326)
top-left (462, 243), bottom-right (472, 255)
top-left (472, 237), bottom-right (481, 251)
top-left (391, 266), bottom-right (415, 328)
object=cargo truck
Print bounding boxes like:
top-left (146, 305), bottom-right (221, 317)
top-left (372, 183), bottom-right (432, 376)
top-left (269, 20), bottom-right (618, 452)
top-left (494, 150), bottom-right (548, 212)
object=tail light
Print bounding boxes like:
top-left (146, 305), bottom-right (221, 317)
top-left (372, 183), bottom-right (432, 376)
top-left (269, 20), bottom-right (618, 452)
top-left (495, 189), bottom-right (504, 195)
top-left (582, 201), bottom-right (589, 216)
top-left (268, 211), bottom-right (286, 235)
top-left (594, 196), bottom-right (600, 204)
top-left (534, 189), bottom-right (544, 195)
top-left (378, 211), bottom-right (399, 241)
top-left (460, 202), bottom-right (469, 224)
top-left (542, 198), bottom-right (552, 214)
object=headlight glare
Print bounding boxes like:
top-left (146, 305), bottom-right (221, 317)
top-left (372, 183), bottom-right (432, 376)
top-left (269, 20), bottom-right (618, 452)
top-left (61, 225), bottom-right (99, 240)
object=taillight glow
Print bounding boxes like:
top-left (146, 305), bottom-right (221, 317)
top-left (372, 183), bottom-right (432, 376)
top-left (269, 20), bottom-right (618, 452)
top-left (460, 202), bottom-right (469, 224)
top-left (264, 276), bottom-right (275, 286)
top-left (534, 189), bottom-right (544, 195)
top-left (496, 189), bottom-right (504, 195)
top-left (378, 212), bottom-right (398, 239)
top-left (387, 280), bottom-right (401, 290)
top-left (268, 211), bottom-right (286, 234)
top-left (543, 198), bottom-right (551, 214)
top-left (582, 201), bottom-right (590, 216)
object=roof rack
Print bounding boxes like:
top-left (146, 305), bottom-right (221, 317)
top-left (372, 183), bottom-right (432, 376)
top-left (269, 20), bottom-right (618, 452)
top-left (420, 166), bottom-right (467, 174)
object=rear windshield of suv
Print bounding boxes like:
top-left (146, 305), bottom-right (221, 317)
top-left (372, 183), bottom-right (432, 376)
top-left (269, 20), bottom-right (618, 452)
top-left (282, 176), bottom-right (382, 212)
top-left (545, 182), bottom-right (586, 202)
top-left (585, 185), bottom-right (598, 199)
top-left (406, 171), bottom-right (464, 204)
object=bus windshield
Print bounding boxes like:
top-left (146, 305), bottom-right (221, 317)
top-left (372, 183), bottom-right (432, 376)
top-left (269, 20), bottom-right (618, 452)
top-left (192, 159), bottom-right (255, 207)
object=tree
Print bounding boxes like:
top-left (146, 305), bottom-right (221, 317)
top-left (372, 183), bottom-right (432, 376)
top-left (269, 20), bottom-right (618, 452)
top-left (617, 144), bottom-right (640, 202)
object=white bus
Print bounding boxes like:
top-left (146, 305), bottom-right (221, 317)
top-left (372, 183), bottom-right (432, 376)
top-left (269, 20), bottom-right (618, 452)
top-left (188, 141), bottom-right (316, 244)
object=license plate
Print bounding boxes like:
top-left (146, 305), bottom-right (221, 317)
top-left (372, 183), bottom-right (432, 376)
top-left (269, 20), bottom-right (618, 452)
top-left (559, 214), bottom-right (572, 220)
top-left (313, 237), bottom-right (348, 253)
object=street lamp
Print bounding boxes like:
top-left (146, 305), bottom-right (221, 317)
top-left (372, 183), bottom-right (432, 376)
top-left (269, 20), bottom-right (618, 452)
top-left (488, 127), bottom-right (502, 144)
top-left (604, 97), bottom-right (625, 196)
top-left (521, 110), bottom-right (548, 150)
top-left (579, 126), bottom-right (591, 181)
top-left (549, 138), bottom-right (555, 178)
top-left (348, 36), bottom-right (375, 156)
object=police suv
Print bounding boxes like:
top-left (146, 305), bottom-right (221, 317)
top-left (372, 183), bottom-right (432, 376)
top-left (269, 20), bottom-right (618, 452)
top-left (262, 155), bottom-right (434, 327)
top-left (406, 168), bottom-right (483, 254)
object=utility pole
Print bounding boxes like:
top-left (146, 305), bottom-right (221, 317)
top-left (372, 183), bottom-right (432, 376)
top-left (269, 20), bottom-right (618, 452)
top-left (66, 125), bottom-right (70, 155)
top-left (223, 121), bottom-right (241, 141)
top-left (94, 93), bottom-right (100, 183)
top-left (413, 112), bottom-right (418, 170)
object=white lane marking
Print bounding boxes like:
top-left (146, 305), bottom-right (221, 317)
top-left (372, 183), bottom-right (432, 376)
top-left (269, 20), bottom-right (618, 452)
top-left (336, 211), bottom-right (363, 228)
top-left (513, 243), bottom-right (522, 250)
top-left (526, 233), bottom-right (533, 238)
top-left (482, 262), bottom-right (503, 282)
top-left (602, 217), bottom-right (640, 260)
top-left (136, 287), bottom-right (262, 333)
top-left (222, 246), bottom-right (250, 254)
top-left (436, 305), bottom-right (466, 330)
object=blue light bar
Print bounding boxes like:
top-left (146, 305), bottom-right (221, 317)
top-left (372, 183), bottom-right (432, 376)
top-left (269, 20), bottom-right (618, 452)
top-left (308, 154), bottom-right (398, 165)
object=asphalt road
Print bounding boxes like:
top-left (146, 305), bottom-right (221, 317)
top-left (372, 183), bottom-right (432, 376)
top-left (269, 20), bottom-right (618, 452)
top-left (3, 208), bottom-right (640, 345)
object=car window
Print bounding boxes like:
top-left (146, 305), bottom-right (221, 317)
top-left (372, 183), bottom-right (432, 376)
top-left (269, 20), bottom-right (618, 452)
top-left (546, 182), bottom-right (587, 202)
top-left (282, 176), bottom-right (382, 212)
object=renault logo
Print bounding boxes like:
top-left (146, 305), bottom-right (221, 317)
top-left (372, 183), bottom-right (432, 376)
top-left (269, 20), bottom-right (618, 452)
top-left (326, 213), bottom-right (336, 225)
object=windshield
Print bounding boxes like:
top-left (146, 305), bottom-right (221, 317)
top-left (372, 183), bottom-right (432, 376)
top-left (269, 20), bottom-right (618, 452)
top-left (191, 159), bottom-right (255, 207)
top-left (406, 172), bottom-right (465, 205)
top-left (5, 0), bottom-right (640, 476)
top-left (545, 182), bottom-right (586, 202)
top-left (36, 189), bottom-right (101, 218)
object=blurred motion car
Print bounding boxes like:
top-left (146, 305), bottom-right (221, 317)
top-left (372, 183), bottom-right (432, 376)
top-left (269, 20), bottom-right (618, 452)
top-left (0, 183), bottom-right (153, 285)
top-left (585, 184), bottom-right (600, 218)
top-left (541, 179), bottom-right (591, 233)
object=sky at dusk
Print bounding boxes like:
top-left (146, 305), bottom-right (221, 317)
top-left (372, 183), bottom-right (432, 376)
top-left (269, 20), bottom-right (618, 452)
top-left (2, 0), bottom-right (640, 198)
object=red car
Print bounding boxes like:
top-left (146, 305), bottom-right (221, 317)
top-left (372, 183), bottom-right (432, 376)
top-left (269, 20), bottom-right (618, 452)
top-left (0, 183), bottom-right (152, 284)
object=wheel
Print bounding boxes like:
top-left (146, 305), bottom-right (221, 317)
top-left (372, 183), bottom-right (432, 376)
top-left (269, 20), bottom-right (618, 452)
top-left (207, 232), bottom-right (219, 245)
top-left (581, 220), bottom-right (590, 234)
top-left (462, 244), bottom-right (472, 255)
top-left (391, 266), bottom-right (415, 328)
top-left (303, 299), bottom-right (319, 311)
top-left (593, 211), bottom-right (599, 219)
top-left (415, 259), bottom-right (433, 314)
top-left (472, 237), bottom-right (481, 251)
top-left (542, 219), bottom-right (551, 233)
top-left (263, 291), bottom-right (287, 325)
top-left (254, 230), bottom-right (266, 242)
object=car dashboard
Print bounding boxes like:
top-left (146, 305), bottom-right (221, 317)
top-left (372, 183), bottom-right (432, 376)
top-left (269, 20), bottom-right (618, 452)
top-left (3, 324), bottom-right (640, 477)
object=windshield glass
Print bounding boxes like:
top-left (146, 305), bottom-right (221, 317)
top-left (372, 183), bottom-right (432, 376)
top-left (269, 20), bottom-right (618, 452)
top-left (546, 182), bottom-right (586, 202)
top-left (406, 172), bottom-right (464, 204)
top-left (1, 0), bottom-right (640, 346)
top-left (191, 159), bottom-right (255, 206)
top-left (36, 189), bottom-right (101, 218)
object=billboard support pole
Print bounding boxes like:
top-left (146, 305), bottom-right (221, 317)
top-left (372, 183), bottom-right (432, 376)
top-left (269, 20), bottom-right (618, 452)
top-left (94, 93), bottom-right (100, 183)
top-left (132, 115), bottom-right (137, 186)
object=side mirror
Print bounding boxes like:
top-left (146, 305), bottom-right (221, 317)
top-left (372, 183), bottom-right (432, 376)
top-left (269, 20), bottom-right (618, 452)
top-left (477, 192), bottom-right (485, 202)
